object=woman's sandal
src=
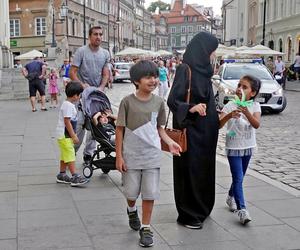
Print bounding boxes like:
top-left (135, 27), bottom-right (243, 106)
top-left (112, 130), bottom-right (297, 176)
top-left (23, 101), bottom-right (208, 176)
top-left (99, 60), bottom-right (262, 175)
top-left (41, 108), bottom-right (48, 111)
top-left (32, 109), bottom-right (37, 112)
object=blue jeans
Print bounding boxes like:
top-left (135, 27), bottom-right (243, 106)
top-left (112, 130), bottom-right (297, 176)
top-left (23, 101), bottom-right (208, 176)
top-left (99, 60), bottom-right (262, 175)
top-left (227, 155), bottom-right (251, 210)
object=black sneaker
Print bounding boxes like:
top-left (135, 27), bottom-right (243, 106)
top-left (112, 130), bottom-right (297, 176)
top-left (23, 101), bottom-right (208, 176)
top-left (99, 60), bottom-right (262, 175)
top-left (139, 227), bottom-right (154, 247)
top-left (83, 154), bottom-right (92, 164)
top-left (127, 209), bottom-right (141, 231)
top-left (70, 174), bottom-right (89, 187)
top-left (56, 173), bottom-right (71, 184)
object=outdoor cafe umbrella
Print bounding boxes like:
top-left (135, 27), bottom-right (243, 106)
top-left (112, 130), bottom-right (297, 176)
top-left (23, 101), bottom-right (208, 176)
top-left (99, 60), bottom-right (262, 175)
top-left (237, 45), bottom-right (284, 56)
top-left (156, 50), bottom-right (172, 56)
top-left (15, 49), bottom-right (46, 60)
top-left (115, 47), bottom-right (156, 57)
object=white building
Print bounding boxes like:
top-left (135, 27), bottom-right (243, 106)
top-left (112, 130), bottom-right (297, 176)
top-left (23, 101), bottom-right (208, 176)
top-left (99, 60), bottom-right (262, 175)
top-left (222, 0), bottom-right (238, 45)
top-left (0, 0), bottom-right (10, 48)
top-left (0, 0), bottom-right (12, 68)
top-left (256, 0), bottom-right (300, 63)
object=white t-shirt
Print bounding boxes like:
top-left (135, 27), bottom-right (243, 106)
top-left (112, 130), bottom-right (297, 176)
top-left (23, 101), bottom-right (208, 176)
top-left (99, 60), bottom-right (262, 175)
top-left (222, 101), bottom-right (261, 150)
top-left (56, 100), bottom-right (77, 139)
top-left (294, 55), bottom-right (300, 67)
top-left (274, 60), bottom-right (285, 74)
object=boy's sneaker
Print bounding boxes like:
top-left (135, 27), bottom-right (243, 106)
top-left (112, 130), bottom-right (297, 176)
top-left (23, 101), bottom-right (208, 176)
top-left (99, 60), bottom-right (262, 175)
top-left (127, 209), bottom-right (141, 231)
top-left (56, 173), bottom-right (71, 184)
top-left (139, 227), bottom-right (154, 247)
top-left (235, 209), bottom-right (252, 225)
top-left (70, 174), bottom-right (89, 187)
top-left (226, 195), bottom-right (236, 212)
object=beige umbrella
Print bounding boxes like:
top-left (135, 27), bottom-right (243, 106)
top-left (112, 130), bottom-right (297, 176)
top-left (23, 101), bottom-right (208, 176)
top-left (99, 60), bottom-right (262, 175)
top-left (156, 50), bottom-right (172, 56)
top-left (15, 49), bottom-right (46, 60)
top-left (238, 45), bottom-right (284, 56)
top-left (115, 47), bottom-right (157, 57)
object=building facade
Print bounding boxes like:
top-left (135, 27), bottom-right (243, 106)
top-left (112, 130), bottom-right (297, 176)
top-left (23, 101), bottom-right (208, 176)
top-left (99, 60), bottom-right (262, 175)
top-left (256, 0), bottom-right (300, 63)
top-left (162, 0), bottom-right (211, 51)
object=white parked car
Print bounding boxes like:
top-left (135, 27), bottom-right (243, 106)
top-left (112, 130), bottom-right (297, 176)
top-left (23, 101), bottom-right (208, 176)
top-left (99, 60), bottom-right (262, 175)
top-left (212, 59), bottom-right (287, 113)
top-left (113, 62), bottom-right (134, 82)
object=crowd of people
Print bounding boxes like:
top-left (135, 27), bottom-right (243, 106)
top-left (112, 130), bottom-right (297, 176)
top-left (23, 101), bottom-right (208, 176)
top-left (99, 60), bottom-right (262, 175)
top-left (18, 26), bottom-right (278, 248)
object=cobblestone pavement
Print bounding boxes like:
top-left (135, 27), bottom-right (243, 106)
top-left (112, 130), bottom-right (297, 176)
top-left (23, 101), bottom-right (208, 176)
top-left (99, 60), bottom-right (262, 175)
top-left (107, 81), bottom-right (300, 191)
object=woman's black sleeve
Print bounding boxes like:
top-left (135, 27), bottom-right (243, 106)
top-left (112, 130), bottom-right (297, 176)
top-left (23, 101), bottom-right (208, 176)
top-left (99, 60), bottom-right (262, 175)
top-left (167, 64), bottom-right (197, 127)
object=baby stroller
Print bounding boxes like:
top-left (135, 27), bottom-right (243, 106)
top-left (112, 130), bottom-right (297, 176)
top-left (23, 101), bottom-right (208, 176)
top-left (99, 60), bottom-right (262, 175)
top-left (80, 87), bottom-right (116, 178)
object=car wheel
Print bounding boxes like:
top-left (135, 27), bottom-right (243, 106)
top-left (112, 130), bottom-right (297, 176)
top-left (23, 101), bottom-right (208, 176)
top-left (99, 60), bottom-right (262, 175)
top-left (273, 96), bottom-right (287, 113)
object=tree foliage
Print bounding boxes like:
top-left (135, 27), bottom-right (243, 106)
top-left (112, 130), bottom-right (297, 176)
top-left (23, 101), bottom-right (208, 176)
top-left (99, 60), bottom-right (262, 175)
top-left (147, 1), bottom-right (171, 13)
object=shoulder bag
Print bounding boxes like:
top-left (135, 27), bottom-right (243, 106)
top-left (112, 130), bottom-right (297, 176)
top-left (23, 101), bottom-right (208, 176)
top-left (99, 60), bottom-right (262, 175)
top-left (161, 65), bottom-right (191, 153)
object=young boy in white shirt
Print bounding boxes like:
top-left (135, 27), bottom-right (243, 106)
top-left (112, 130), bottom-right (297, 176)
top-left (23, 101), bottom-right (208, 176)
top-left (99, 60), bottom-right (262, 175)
top-left (56, 81), bottom-right (89, 186)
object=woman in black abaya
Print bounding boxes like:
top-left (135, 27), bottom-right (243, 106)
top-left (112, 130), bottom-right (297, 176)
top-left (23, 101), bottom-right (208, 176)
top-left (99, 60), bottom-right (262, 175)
top-left (167, 32), bottom-right (219, 229)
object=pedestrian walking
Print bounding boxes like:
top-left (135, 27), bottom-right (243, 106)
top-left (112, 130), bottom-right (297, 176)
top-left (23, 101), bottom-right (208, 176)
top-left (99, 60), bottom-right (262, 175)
top-left (158, 60), bottom-right (169, 100)
top-left (167, 32), bottom-right (219, 229)
top-left (294, 53), bottom-right (300, 80)
top-left (55, 81), bottom-right (89, 187)
top-left (60, 59), bottom-right (72, 87)
top-left (22, 57), bottom-right (47, 112)
top-left (274, 56), bottom-right (285, 86)
top-left (219, 75), bottom-right (262, 225)
top-left (48, 68), bottom-right (59, 108)
top-left (69, 26), bottom-right (110, 164)
top-left (115, 60), bottom-right (181, 247)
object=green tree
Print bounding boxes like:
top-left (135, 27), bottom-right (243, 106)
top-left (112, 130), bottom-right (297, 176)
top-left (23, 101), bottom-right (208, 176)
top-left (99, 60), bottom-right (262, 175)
top-left (147, 1), bottom-right (171, 13)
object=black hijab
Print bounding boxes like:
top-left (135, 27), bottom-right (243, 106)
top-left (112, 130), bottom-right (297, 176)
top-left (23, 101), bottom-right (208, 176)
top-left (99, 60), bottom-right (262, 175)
top-left (183, 32), bottom-right (218, 78)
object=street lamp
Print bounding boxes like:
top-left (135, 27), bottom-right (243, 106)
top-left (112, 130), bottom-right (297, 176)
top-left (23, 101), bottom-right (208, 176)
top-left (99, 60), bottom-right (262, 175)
top-left (262, 0), bottom-right (267, 45)
top-left (83, 0), bottom-right (86, 45)
top-left (51, 2), bottom-right (69, 48)
top-left (113, 18), bottom-right (121, 55)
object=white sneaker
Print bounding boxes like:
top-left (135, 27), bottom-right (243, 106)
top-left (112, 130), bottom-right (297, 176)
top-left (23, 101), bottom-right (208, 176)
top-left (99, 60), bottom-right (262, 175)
top-left (226, 195), bottom-right (236, 212)
top-left (235, 209), bottom-right (252, 225)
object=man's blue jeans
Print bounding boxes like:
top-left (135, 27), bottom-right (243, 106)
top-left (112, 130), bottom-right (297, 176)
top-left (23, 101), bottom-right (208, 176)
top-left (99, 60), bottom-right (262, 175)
top-left (227, 155), bottom-right (251, 210)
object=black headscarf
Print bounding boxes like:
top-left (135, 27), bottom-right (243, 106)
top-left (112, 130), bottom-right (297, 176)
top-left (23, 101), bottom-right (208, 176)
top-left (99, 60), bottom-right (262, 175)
top-left (183, 32), bottom-right (218, 78)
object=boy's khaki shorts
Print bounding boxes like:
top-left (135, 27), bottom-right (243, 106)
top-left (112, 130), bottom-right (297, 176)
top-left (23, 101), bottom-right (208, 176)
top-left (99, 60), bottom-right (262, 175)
top-left (57, 137), bottom-right (75, 163)
top-left (122, 168), bottom-right (160, 200)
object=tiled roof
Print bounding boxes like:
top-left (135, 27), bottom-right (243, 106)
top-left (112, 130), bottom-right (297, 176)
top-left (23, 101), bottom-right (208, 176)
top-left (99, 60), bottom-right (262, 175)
top-left (152, 1), bottom-right (209, 25)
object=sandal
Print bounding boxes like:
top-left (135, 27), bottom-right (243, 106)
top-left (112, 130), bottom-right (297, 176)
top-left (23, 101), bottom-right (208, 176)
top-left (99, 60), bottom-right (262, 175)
top-left (32, 109), bottom-right (37, 112)
top-left (41, 108), bottom-right (48, 111)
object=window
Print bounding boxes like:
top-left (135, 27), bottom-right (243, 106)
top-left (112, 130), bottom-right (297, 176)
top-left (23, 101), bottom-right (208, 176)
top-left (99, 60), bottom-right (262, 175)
top-left (171, 37), bottom-right (176, 46)
top-left (181, 36), bottom-right (186, 46)
top-left (188, 26), bottom-right (193, 33)
top-left (184, 16), bottom-right (188, 22)
top-left (197, 25), bottom-right (202, 31)
top-left (181, 26), bottom-right (186, 33)
top-left (170, 27), bottom-right (176, 33)
top-left (35, 17), bottom-right (46, 36)
top-left (193, 16), bottom-right (197, 22)
top-left (10, 19), bottom-right (20, 37)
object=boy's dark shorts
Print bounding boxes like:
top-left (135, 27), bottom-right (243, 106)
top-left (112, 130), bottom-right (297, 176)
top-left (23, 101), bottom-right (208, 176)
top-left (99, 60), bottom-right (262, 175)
top-left (29, 79), bottom-right (45, 97)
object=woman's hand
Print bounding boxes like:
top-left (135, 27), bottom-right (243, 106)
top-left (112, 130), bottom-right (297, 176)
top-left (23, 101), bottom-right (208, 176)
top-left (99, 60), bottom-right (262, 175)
top-left (189, 103), bottom-right (207, 116)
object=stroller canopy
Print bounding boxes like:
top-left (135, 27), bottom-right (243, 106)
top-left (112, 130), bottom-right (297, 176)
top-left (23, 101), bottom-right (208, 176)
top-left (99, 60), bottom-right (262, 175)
top-left (81, 87), bottom-right (112, 117)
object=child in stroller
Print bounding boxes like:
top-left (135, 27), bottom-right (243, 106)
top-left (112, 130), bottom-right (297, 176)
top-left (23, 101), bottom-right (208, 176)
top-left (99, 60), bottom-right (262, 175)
top-left (92, 110), bottom-right (116, 145)
top-left (80, 87), bottom-right (117, 178)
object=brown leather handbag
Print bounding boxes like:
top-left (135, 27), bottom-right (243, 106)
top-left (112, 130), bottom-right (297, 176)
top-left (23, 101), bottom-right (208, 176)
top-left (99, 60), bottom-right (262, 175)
top-left (161, 66), bottom-right (191, 153)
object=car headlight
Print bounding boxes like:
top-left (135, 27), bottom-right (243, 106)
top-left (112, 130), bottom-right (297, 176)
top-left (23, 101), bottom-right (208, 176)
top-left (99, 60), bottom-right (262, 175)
top-left (273, 88), bottom-right (283, 95)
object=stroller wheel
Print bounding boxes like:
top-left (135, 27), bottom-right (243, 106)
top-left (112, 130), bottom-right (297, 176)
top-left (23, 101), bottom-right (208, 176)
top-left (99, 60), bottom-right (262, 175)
top-left (83, 165), bottom-right (93, 178)
top-left (102, 168), bottom-right (110, 174)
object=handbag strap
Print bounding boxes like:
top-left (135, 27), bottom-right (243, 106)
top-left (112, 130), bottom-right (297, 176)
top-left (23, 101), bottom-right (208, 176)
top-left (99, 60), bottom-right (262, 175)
top-left (165, 64), bottom-right (192, 129)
